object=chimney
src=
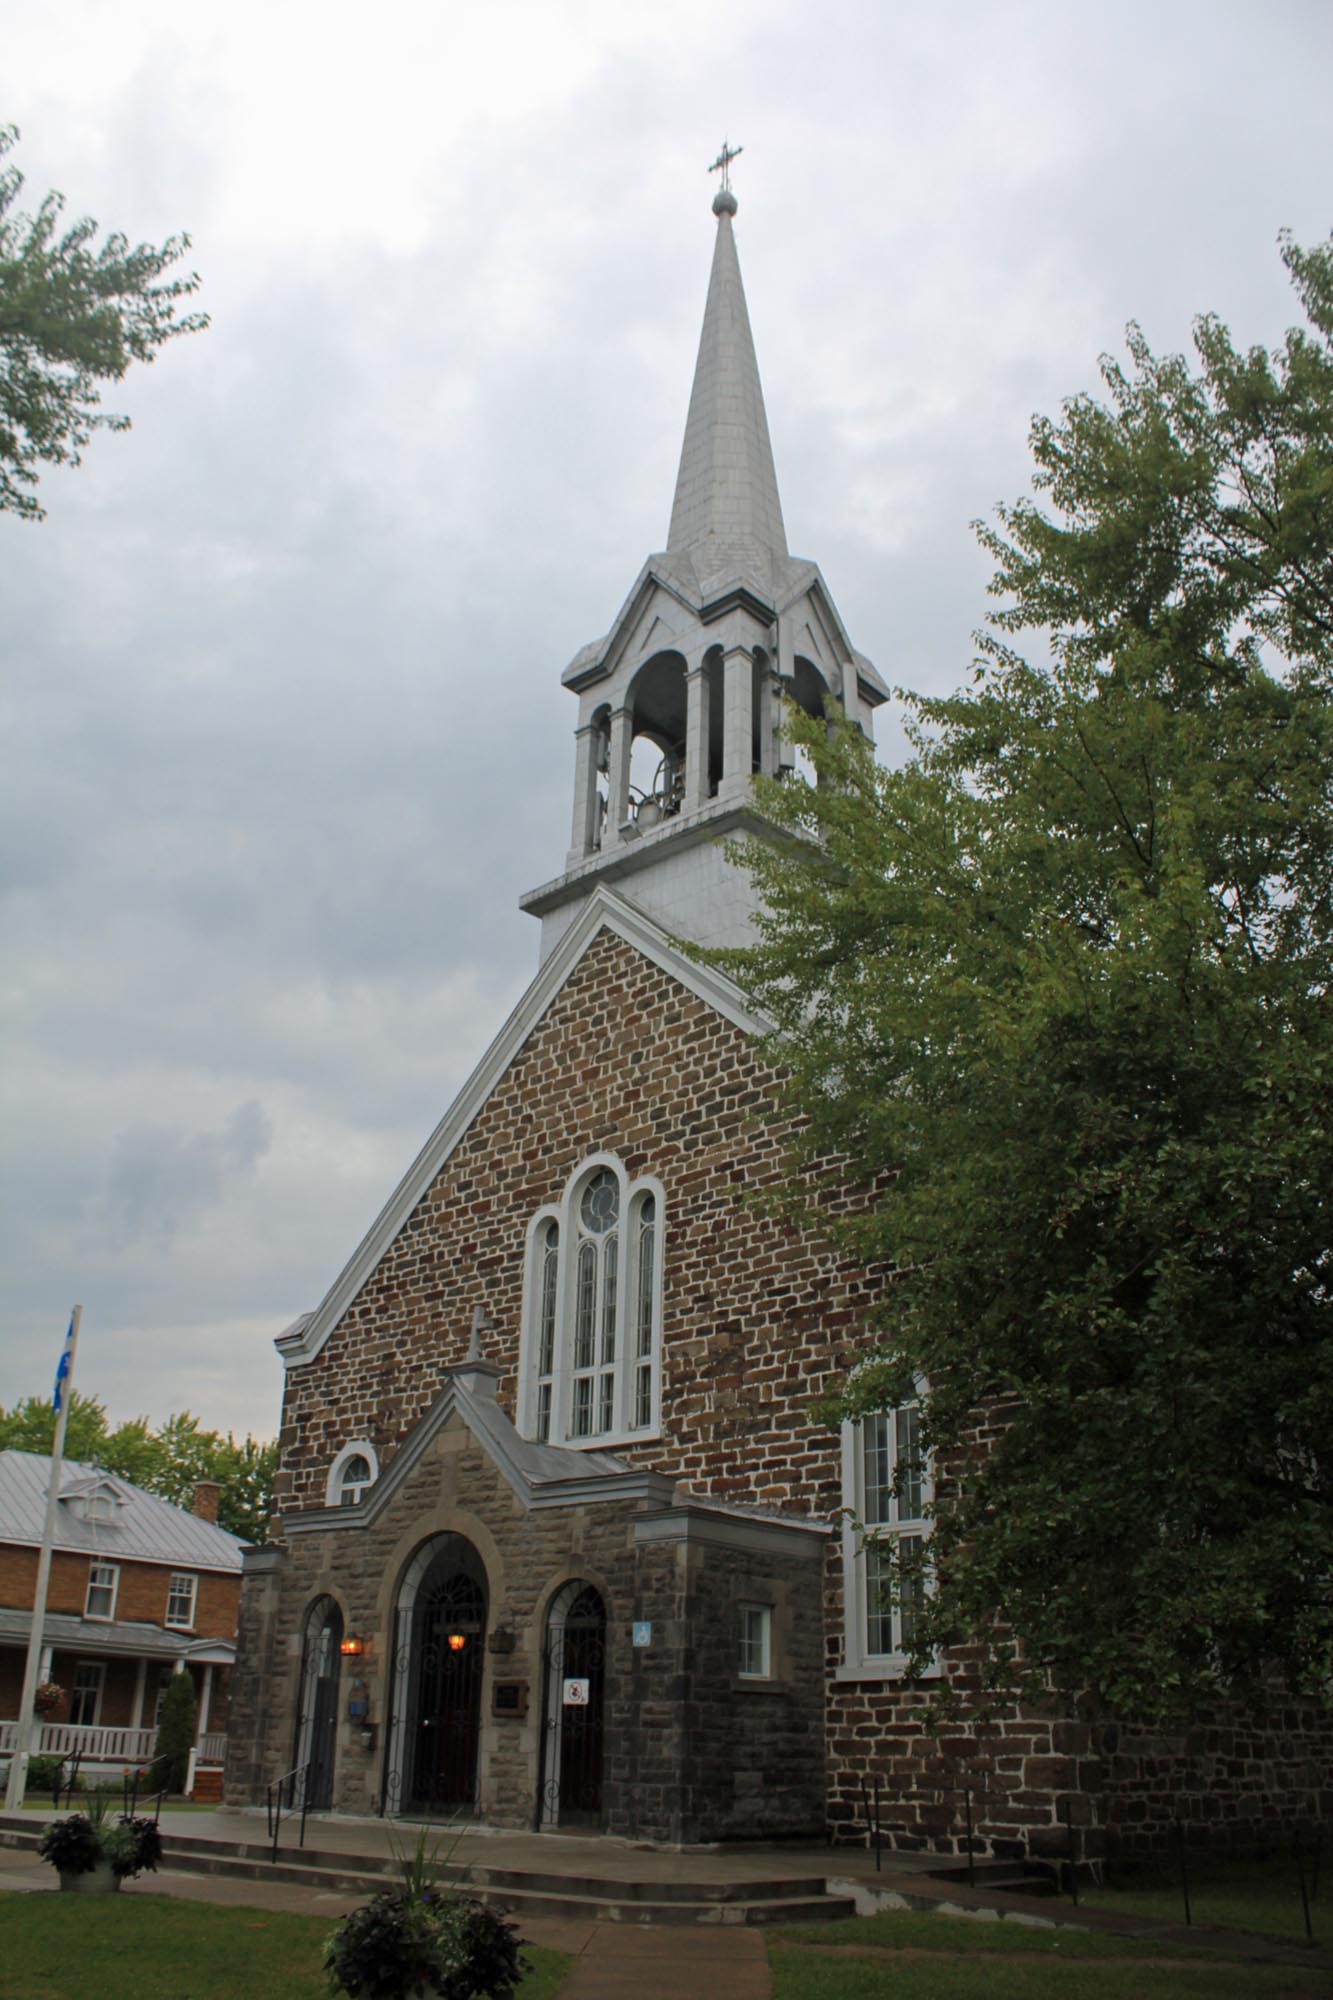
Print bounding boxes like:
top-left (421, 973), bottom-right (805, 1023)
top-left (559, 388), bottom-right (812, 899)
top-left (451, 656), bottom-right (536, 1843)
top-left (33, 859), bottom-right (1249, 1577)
top-left (191, 1481), bottom-right (221, 1523)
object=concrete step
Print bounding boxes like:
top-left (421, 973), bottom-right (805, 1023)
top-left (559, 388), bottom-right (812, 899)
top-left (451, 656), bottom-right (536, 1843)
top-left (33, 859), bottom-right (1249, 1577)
top-left (0, 1817), bottom-right (857, 1927)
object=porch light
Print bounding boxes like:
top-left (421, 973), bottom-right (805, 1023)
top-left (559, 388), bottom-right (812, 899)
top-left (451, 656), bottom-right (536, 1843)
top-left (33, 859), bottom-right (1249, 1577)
top-left (340, 1633), bottom-right (365, 1657)
top-left (447, 1632), bottom-right (467, 1653)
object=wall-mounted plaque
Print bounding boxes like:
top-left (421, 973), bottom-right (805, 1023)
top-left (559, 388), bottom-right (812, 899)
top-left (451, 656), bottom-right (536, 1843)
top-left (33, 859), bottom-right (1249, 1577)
top-left (492, 1680), bottom-right (528, 1717)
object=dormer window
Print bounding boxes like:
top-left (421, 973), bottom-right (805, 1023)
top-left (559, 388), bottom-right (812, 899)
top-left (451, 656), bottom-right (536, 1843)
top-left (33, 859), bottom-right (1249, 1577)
top-left (325, 1441), bottom-right (379, 1508)
top-left (520, 1154), bottom-right (664, 1447)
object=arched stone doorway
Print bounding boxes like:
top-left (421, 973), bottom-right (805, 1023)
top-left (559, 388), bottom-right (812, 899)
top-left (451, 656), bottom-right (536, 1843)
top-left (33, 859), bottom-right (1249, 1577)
top-left (293, 1595), bottom-right (343, 1811)
top-left (537, 1581), bottom-right (607, 1829)
top-left (383, 1534), bottom-right (488, 1817)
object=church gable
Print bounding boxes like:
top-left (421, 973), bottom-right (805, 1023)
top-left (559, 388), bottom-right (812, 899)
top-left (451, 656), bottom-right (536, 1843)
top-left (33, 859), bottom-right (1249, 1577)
top-left (274, 907), bottom-right (871, 1521)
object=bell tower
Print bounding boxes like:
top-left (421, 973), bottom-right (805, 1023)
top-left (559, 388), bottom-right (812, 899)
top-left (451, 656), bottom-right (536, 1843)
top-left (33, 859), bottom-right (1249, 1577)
top-left (521, 168), bottom-right (888, 961)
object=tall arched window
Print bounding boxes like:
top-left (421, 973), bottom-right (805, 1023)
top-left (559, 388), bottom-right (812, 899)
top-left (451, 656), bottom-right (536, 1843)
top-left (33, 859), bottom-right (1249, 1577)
top-left (520, 1155), bottom-right (664, 1446)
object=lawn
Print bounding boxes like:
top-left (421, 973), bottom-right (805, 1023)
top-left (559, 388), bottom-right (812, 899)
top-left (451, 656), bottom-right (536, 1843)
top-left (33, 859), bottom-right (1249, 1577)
top-left (766, 1909), bottom-right (1333, 1999)
top-left (1082, 1852), bottom-right (1328, 1945)
top-left (0, 1893), bottom-right (570, 2000)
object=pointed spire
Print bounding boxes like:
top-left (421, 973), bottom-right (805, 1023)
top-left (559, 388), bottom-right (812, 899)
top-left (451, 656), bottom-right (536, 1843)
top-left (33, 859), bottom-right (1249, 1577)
top-left (666, 192), bottom-right (788, 564)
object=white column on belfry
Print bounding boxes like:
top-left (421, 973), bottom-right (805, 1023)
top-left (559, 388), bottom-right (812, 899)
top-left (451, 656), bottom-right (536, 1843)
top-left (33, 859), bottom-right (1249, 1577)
top-left (684, 654), bottom-right (710, 812)
top-left (756, 651), bottom-right (779, 777)
top-left (607, 705), bottom-right (633, 840)
top-left (719, 645), bottom-right (755, 801)
top-left (568, 720), bottom-right (601, 864)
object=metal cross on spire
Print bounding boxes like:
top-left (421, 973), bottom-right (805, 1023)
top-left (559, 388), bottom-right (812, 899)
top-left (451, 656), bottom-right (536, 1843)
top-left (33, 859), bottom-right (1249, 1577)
top-left (708, 140), bottom-right (743, 194)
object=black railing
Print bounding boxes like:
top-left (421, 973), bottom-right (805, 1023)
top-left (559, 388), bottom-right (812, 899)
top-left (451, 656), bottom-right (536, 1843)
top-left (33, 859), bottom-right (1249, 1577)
top-left (266, 1762), bottom-right (311, 1864)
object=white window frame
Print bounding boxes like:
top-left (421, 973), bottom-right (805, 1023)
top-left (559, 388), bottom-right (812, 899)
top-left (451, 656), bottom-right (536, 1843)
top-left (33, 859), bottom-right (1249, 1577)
top-left (837, 1396), bottom-right (938, 1681)
top-left (69, 1660), bottom-right (105, 1727)
top-left (165, 1571), bottom-right (198, 1629)
top-left (84, 1560), bottom-right (119, 1621)
top-left (324, 1440), bottom-right (379, 1508)
top-left (737, 1603), bottom-right (773, 1680)
top-left (518, 1152), bottom-right (665, 1449)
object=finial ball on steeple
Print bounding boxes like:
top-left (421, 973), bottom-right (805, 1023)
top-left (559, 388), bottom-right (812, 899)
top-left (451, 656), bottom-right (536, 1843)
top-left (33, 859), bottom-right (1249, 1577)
top-left (708, 140), bottom-right (742, 217)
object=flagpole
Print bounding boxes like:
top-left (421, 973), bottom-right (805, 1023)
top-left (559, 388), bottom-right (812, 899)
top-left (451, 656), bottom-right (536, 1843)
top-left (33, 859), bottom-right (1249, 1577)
top-left (4, 1305), bottom-right (82, 1812)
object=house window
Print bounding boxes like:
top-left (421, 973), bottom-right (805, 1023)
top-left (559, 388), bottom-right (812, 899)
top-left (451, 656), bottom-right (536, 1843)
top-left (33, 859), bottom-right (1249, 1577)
top-left (324, 1441), bottom-right (379, 1508)
top-left (737, 1604), bottom-right (772, 1679)
top-left (84, 1561), bottom-right (119, 1620)
top-left (519, 1155), bottom-right (664, 1447)
top-left (839, 1399), bottom-right (933, 1679)
top-left (165, 1572), bottom-right (198, 1629)
top-left (69, 1661), bottom-right (104, 1727)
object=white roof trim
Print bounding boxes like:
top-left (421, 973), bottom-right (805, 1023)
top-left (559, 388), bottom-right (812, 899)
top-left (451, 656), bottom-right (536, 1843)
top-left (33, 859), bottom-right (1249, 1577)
top-left (276, 888), bottom-right (773, 1370)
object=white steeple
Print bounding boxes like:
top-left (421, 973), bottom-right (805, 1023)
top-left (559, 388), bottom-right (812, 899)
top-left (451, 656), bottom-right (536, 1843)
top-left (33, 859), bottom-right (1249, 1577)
top-left (521, 172), bottom-right (888, 964)
top-left (666, 195), bottom-right (789, 575)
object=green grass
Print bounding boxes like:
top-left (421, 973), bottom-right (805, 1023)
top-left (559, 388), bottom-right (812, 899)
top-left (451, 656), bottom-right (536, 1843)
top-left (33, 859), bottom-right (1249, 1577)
top-left (0, 1893), bottom-right (570, 2000)
top-left (1083, 1853), bottom-right (1327, 1945)
top-left (768, 1949), bottom-right (1333, 1997)
top-left (772, 1909), bottom-right (1222, 1957)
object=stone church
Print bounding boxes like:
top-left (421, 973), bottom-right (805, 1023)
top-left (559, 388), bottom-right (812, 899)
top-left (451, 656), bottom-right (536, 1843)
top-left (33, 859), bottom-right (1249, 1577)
top-left (226, 186), bottom-right (1329, 1863)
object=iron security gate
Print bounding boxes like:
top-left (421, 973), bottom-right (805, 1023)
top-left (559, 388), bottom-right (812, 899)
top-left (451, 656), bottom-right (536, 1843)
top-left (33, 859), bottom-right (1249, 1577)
top-left (382, 1546), bottom-right (486, 1817)
top-left (537, 1583), bottom-right (606, 1829)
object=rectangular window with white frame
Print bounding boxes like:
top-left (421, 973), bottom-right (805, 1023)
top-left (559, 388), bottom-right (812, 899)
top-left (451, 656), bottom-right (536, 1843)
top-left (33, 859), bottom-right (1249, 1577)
top-left (165, 1571), bottom-right (198, 1629)
top-left (839, 1400), bottom-right (934, 1679)
top-left (84, 1560), bottom-right (119, 1620)
top-left (737, 1603), bottom-right (772, 1679)
top-left (69, 1660), bottom-right (104, 1727)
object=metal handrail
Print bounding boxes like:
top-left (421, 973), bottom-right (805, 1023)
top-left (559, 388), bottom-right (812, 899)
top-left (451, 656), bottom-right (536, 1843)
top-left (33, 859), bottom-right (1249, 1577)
top-left (265, 1762), bottom-right (310, 1863)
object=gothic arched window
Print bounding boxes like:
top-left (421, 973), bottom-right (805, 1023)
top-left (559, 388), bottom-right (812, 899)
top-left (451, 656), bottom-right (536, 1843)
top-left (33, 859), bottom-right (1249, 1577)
top-left (521, 1155), bottom-right (664, 1446)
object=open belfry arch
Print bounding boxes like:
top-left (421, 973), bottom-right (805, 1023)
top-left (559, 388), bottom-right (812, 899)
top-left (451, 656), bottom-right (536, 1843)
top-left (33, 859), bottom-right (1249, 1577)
top-left (226, 166), bottom-right (1329, 1862)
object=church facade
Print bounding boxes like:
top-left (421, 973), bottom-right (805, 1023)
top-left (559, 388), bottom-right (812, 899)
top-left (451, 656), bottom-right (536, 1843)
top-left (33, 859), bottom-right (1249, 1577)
top-left (226, 188), bottom-right (1331, 1863)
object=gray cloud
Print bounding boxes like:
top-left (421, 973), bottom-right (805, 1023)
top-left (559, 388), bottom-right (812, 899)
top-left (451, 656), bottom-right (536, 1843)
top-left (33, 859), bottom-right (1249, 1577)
top-left (102, 1101), bottom-right (273, 1248)
top-left (2, 0), bottom-right (1330, 1434)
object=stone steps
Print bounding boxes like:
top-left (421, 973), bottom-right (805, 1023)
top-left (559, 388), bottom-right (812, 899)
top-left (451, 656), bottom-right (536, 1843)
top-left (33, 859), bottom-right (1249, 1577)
top-left (0, 1817), bottom-right (857, 1927)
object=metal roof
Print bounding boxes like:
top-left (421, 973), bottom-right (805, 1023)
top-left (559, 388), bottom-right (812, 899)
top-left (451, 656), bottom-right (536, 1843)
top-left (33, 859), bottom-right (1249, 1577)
top-left (0, 1452), bottom-right (246, 1573)
top-left (0, 1606), bottom-right (235, 1664)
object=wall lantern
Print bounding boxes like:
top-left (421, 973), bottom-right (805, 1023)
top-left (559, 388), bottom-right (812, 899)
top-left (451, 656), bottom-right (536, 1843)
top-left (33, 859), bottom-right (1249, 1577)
top-left (340, 1633), bottom-right (365, 1658)
top-left (447, 1632), bottom-right (467, 1653)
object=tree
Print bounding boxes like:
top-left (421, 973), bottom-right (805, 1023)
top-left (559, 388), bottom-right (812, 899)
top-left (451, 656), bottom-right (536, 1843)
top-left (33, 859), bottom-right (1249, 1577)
top-left (152, 1667), bottom-right (197, 1794)
top-left (0, 125), bottom-right (206, 521)
top-left (0, 1393), bottom-right (277, 1543)
top-left (717, 232), bottom-right (1333, 1724)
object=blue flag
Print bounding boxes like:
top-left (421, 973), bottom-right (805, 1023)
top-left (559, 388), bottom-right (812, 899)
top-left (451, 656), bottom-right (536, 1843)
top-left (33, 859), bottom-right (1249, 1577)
top-left (52, 1315), bottom-right (74, 1415)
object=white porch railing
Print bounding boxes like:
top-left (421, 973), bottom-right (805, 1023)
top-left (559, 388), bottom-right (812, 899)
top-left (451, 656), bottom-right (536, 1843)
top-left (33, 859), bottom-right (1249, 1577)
top-left (0, 1722), bottom-right (157, 1762)
top-left (199, 1731), bottom-right (227, 1765)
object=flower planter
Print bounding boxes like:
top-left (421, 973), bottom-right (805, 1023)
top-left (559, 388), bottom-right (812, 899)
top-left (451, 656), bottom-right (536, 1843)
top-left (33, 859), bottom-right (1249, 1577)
top-left (59, 1860), bottom-right (121, 1893)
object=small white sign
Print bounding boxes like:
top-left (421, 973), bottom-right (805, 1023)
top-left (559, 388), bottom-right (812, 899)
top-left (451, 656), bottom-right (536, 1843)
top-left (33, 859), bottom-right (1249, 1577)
top-left (562, 1677), bottom-right (590, 1706)
top-left (632, 1621), bottom-right (652, 1648)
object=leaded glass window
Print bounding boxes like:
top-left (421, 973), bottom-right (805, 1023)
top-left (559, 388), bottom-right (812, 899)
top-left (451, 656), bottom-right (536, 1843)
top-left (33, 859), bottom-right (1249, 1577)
top-left (522, 1159), bottom-right (663, 1446)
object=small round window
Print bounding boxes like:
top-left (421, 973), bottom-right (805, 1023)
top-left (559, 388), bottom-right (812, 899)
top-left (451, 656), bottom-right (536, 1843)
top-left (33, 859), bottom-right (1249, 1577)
top-left (579, 1169), bottom-right (620, 1235)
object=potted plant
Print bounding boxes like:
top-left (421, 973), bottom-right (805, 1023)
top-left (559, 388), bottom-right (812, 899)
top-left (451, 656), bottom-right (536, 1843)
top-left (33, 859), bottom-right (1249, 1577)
top-left (33, 1680), bottom-right (64, 1716)
top-left (324, 1827), bottom-right (527, 1999)
top-left (38, 1786), bottom-right (163, 1893)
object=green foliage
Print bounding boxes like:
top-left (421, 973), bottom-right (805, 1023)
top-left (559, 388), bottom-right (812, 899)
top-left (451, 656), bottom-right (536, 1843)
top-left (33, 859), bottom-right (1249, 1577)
top-left (0, 1389), bottom-right (277, 1543)
top-left (0, 124), bottom-right (206, 521)
top-left (152, 1670), bottom-right (197, 1795)
top-left (719, 233), bottom-right (1333, 1721)
top-left (323, 1892), bottom-right (527, 2000)
top-left (37, 1799), bottom-right (160, 1879)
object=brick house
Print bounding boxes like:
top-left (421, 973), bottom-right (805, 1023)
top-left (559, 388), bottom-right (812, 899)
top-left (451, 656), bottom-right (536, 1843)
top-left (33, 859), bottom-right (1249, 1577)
top-left (0, 1451), bottom-right (243, 1782)
top-left (226, 188), bottom-right (1332, 1860)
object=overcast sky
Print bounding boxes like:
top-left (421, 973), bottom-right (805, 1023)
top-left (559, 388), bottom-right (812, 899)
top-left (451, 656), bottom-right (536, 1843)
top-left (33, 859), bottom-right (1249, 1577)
top-left (3, 0), bottom-right (1330, 1442)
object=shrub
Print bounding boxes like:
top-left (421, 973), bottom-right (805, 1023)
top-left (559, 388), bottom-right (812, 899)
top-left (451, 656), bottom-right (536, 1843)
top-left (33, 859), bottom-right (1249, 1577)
top-left (152, 1670), bottom-right (197, 1793)
top-left (324, 1892), bottom-right (525, 2000)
